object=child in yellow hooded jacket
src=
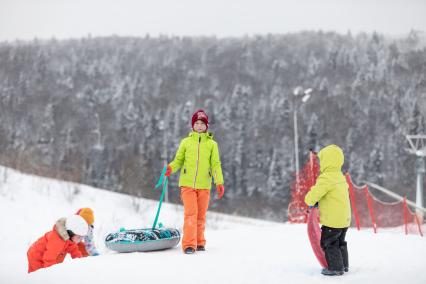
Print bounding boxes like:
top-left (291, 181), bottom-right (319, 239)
top-left (305, 144), bottom-right (351, 276)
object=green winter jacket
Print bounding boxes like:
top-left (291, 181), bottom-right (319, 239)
top-left (304, 145), bottom-right (351, 228)
top-left (169, 131), bottom-right (224, 190)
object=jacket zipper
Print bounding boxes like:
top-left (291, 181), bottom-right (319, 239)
top-left (193, 135), bottom-right (201, 188)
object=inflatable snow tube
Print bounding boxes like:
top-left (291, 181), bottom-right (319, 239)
top-left (307, 208), bottom-right (328, 268)
top-left (105, 227), bottom-right (181, 253)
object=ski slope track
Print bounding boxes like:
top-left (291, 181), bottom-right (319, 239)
top-left (0, 166), bottom-right (425, 284)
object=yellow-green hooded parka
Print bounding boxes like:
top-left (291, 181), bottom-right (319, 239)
top-left (304, 144), bottom-right (351, 228)
top-left (169, 131), bottom-right (224, 189)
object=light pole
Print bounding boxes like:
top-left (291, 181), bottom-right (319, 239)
top-left (293, 87), bottom-right (313, 190)
top-left (158, 119), bottom-right (169, 203)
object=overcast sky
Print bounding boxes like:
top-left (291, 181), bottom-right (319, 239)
top-left (0, 0), bottom-right (425, 41)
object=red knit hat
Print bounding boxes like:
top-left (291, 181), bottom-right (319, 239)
top-left (191, 109), bottom-right (209, 130)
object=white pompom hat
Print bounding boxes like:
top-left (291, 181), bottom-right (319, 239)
top-left (65, 215), bottom-right (89, 236)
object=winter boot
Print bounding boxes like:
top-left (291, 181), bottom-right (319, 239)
top-left (321, 268), bottom-right (344, 276)
top-left (340, 245), bottom-right (349, 272)
top-left (196, 246), bottom-right (205, 251)
top-left (184, 247), bottom-right (195, 254)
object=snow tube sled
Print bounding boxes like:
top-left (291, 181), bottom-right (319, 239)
top-left (307, 208), bottom-right (328, 268)
top-left (105, 227), bottom-right (181, 253)
top-left (105, 166), bottom-right (180, 253)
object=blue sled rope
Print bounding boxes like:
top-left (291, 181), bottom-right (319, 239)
top-left (152, 165), bottom-right (168, 230)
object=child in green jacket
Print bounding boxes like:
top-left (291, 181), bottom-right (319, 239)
top-left (305, 144), bottom-right (351, 276)
top-left (165, 109), bottom-right (224, 254)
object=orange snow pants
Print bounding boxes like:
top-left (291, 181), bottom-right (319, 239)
top-left (180, 187), bottom-right (211, 250)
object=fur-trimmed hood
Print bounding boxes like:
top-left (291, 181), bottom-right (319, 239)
top-left (55, 218), bottom-right (70, 241)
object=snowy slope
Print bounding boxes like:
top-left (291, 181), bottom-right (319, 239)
top-left (0, 166), bottom-right (425, 284)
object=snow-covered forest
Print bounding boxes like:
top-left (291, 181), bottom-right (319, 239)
top-left (0, 31), bottom-right (425, 220)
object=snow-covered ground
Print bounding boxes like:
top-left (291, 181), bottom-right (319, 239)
top-left (0, 166), bottom-right (425, 284)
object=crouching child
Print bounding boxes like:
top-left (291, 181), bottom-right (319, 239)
top-left (27, 215), bottom-right (88, 273)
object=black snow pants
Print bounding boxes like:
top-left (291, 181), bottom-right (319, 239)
top-left (320, 226), bottom-right (349, 271)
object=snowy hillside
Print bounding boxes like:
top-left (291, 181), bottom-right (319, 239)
top-left (1, 166), bottom-right (426, 284)
top-left (2, 34), bottom-right (426, 222)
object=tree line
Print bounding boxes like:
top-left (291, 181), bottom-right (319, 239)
top-left (0, 31), bottom-right (425, 220)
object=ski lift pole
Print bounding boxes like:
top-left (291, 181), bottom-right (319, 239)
top-left (152, 165), bottom-right (168, 230)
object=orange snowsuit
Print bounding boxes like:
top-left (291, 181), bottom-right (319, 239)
top-left (27, 218), bottom-right (83, 273)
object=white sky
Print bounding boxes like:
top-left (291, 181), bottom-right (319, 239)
top-left (0, 0), bottom-right (425, 41)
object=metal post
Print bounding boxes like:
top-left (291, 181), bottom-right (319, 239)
top-left (159, 119), bottom-right (169, 203)
top-left (405, 135), bottom-right (426, 221)
top-left (415, 156), bottom-right (425, 221)
top-left (293, 108), bottom-right (300, 190)
top-left (292, 87), bottom-right (313, 191)
top-left (163, 144), bottom-right (169, 203)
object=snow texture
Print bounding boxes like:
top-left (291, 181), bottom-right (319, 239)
top-left (0, 166), bottom-right (425, 284)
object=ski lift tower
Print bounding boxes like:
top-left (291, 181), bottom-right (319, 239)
top-left (405, 135), bottom-right (426, 221)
